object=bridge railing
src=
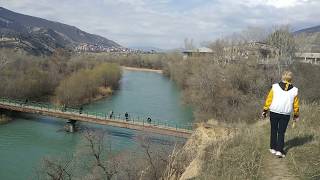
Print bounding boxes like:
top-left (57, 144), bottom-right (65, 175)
top-left (0, 97), bottom-right (193, 131)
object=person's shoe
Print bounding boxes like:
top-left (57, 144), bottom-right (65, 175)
top-left (269, 149), bottom-right (276, 154)
top-left (275, 151), bottom-right (285, 158)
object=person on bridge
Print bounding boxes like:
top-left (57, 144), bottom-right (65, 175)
top-left (79, 106), bottom-right (83, 114)
top-left (262, 71), bottom-right (299, 158)
top-left (109, 110), bottom-right (113, 119)
top-left (125, 112), bottom-right (129, 121)
top-left (62, 104), bottom-right (67, 112)
top-left (24, 98), bottom-right (28, 105)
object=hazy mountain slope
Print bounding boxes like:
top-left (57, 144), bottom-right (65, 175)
top-left (294, 25), bottom-right (320, 34)
top-left (294, 25), bottom-right (320, 53)
top-left (0, 7), bottom-right (120, 54)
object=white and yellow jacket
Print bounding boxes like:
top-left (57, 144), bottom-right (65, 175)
top-left (263, 81), bottom-right (299, 117)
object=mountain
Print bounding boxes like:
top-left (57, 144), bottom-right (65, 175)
top-left (294, 25), bottom-right (320, 34)
top-left (294, 25), bottom-right (320, 53)
top-left (0, 7), bottom-right (120, 55)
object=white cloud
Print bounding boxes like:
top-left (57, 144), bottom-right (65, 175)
top-left (0, 0), bottom-right (319, 48)
top-left (265, 0), bottom-right (310, 8)
top-left (240, 0), bottom-right (310, 8)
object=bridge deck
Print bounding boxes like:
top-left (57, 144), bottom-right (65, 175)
top-left (0, 98), bottom-right (192, 138)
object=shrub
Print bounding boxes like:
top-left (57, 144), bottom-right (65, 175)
top-left (55, 63), bottom-right (121, 106)
top-left (200, 127), bottom-right (263, 180)
top-left (290, 63), bottom-right (320, 102)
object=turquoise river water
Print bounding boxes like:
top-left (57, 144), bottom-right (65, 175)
top-left (0, 69), bottom-right (194, 179)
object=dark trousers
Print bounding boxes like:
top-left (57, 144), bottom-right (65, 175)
top-left (270, 112), bottom-right (290, 153)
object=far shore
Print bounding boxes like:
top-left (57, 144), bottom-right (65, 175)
top-left (122, 66), bottom-right (163, 74)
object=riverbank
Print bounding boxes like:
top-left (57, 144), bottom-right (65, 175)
top-left (54, 63), bottom-right (122, 107)
top-left (52, 86), bottom-right (113, 107)
top-left (165, 122), bottom-right (234, 179)
top-left (122, 66), bottom-right (163, 73)
top-left (83, 86), bottom-right (113, 104)
top-left (0, 114), bottom-right (11, 125)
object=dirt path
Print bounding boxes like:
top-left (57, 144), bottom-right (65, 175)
top-left (260, 121), bottom-right (300, 180)
top-left (261, 152), bottom-right (300, 180)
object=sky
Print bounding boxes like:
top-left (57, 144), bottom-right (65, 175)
top-left (0, 0), bottom-right (319, 49)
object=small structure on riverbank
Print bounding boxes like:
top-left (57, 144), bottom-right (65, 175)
top-left (295, 52), bottom-right (320, 65)
top-left (182, 47), bottom-right (214, 59)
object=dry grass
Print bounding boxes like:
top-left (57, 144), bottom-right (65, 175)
top-left (285, 103), bottom-right (320, 180)
top-left (195, 103), bottom-right (319, 180)
top-left (199, 125), bottom-right (264, 180)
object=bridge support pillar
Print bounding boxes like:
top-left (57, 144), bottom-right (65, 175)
top-left (67, 120), bottom-right (77, 133)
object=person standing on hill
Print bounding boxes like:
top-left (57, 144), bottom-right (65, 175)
top-left (262, 71), bottom-right (299, 158)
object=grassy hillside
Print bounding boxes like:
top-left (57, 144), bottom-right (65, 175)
top-left (189, 103), bottom-right (319, 180)
top-left (286, 103), bottom-right (320, 179)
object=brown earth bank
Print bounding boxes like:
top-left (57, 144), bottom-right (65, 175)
top-left (163, 120), bottom-right (236, 180)
top-left (0, 114), bottom-right (12, 124)
top-left (122, 66), bottom-right (163, 73)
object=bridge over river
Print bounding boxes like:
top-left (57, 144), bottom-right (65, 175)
top-left (0, 97), bottom-right (193, 138)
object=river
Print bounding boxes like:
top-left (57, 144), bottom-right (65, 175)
top-left (0, 69), bottom-right (194, 179)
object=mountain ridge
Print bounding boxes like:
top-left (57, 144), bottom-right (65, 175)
top-left (294, 25), bottom-right (320, 34)
top-left (0, 7), bottom-right (120, 54)
top-left (294, 25), bottom-right (320, 53)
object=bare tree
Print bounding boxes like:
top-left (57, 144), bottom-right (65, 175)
top-left (266, 26), bottom-right (296, 66)
top-left (240, 26), bottom-right (269, 43)
top-left (162, 144), bottom-right (187, 180)
top-left (83, 130), bottom-right (119, 180)
top-left (36, 156), bottom-right (74, 180)
top-left (36, 129), bottom-right (182, 180)
top-left (139, 136), bottom-right (161, 180)
top-left (184, 38), bottom-right (195, 50)
top-left (294, 32), bottom-right (318, 52)
top-left (136, 135), bottom-right (181, 180)
top-left (36, 130), bottom-right (120, 180)
top-left (208, 38), bottom-right (228, 63)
